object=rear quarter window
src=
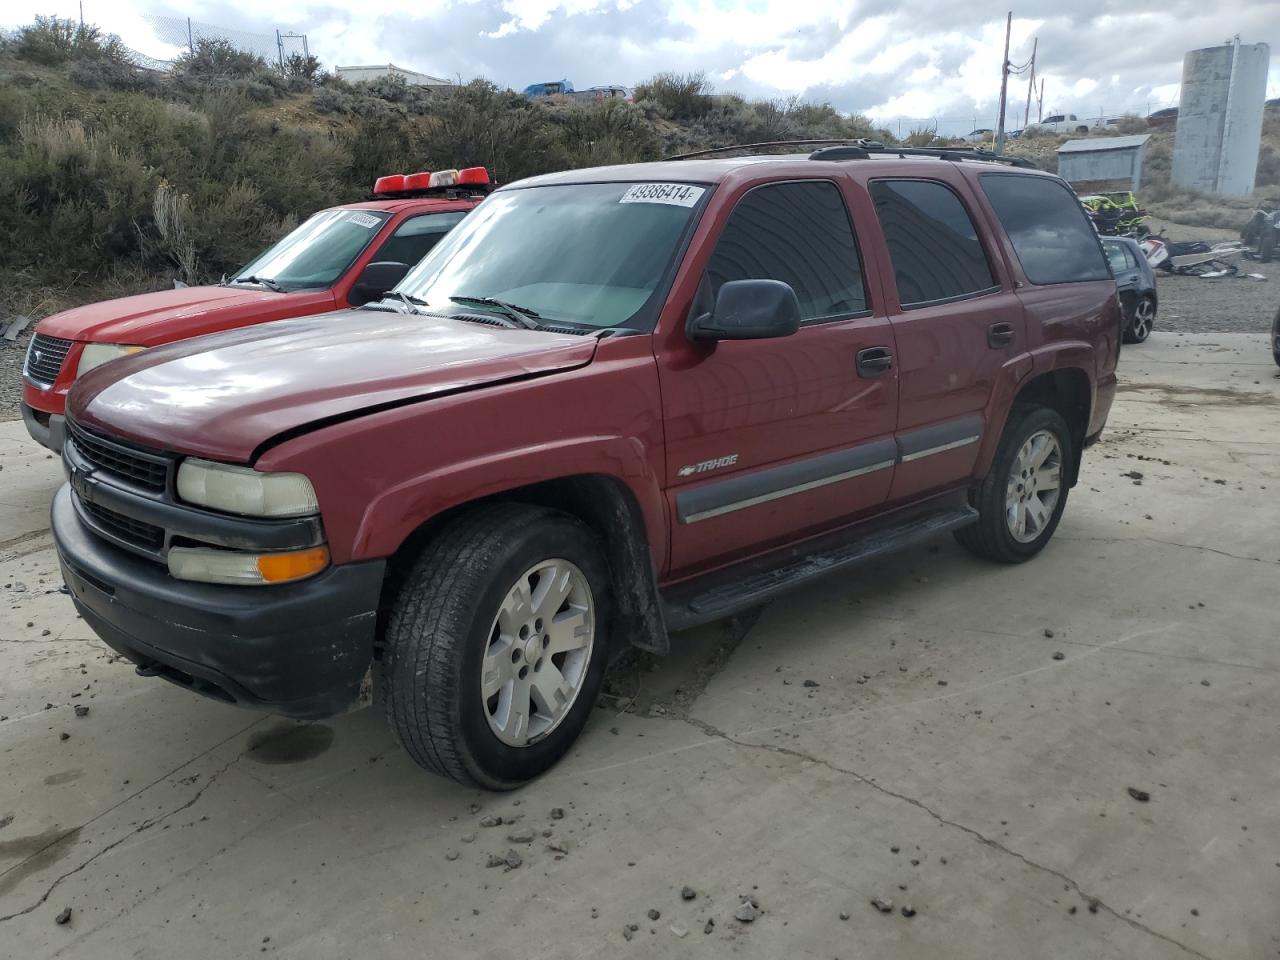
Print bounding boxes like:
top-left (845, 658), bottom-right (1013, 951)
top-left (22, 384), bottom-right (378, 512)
top-left (980, 174), bottom-right (1110, 285)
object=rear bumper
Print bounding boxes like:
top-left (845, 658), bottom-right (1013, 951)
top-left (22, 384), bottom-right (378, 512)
top-left (52, 485), bottom-right (385, 719)
top-left (21, 403), bottom-right (65, 453)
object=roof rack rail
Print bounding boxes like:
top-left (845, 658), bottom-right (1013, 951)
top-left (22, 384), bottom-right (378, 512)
top-left (664, 139), bottom-right (885, 161)
top-left (810, 144), bottom-right (1037, 168)
top-left (664, 139), bottom-right (1037, 169)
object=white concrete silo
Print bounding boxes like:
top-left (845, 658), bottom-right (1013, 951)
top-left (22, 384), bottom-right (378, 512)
top-left (1171, 38), bottom-right (1270, 196)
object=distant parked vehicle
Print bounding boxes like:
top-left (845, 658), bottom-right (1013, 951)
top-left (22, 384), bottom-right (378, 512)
top-left (523, 79), bottom-right (574, 98)
top-left (1101, 236), bottom-right (1157, 343)
top-left (1147, 107), bottom-right (1178, 130)
top-left (962, 128), bottom-right (994, 143)
top-left (579, 85), bottom-right (634, 103)
top-left (1035, 113), bottom-right (1091, 134)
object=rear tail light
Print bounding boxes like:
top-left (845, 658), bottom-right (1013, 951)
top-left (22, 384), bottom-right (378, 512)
top-left (373, 174), bottom-right (406, 195)
top-left (457, 166), bottom-right (490, 185)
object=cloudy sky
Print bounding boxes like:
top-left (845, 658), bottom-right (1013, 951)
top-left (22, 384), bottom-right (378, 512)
top-left (7, 0), bottom-right (1279, 133)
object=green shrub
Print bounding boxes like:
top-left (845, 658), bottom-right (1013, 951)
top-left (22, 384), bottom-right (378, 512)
top-left (14, 16), bottom-right (128, 67)
top-left (173, 38), bottom-right (268, 79)
top-left (634, 72), bottom-right (714, 121)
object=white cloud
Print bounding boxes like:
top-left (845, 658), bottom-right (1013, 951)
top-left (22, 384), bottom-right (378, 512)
top-left (3, 0), bottom-right (1277, 129)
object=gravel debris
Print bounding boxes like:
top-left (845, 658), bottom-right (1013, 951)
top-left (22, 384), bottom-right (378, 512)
top-left (479, 815), bottom-right (503, 827)
top-left (670, 924), bottom-right (689, 938)
top-left (1043, 628), bottom-right (1055, 638)
top-left (550, 807), bottom-right (565, 819)
top-left (703, 919), bottom-right (715, 934)
top-left (802, 679), bottom-right (820, 688)
top-left (1052, 652), bottom-right (1065, 661)
top-left (73, 705), bottom-right (89, 718)
top-left (1127, 787), bottom-right (1151, 803)
top-left (901, 905), bottom-right (917, 918)
top-left (734, 900), bottom-right (758, 922)
top-left (871, 897), bottom-right (894, 913)
top-left (507, 828), bottom-right (535, 844)
top-left (54, 907), bottom-right (72, 925)
top-left (680, 885), bottom-right (697, 900)
top-left (647, 908), bottom-right (661, 921)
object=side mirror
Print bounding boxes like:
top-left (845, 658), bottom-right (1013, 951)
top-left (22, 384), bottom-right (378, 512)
top-left (351, 261), bottom-right (411, 305)
top-left (688, 279), bottom-right (802, 342)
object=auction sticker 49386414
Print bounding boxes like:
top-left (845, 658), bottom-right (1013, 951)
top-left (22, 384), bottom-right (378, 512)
top-left (619, 183), bottom-right (706, 207)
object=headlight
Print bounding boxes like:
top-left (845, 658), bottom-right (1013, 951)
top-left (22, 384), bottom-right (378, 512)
top-left (177, 458), bottom-right (319, 517)
top-left (168, 545), bottom-right (330, 586)
top-left (76, 343), bottom-right (145, 378)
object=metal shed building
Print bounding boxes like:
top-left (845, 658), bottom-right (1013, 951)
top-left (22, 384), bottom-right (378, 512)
top-left (1056, 135), bottom-right (1152, 192)
top-left (335, 64), bottom-right (452, 87)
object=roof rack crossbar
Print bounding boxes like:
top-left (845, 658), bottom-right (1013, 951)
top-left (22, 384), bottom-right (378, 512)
top-left (665, 139), bottom-right (1037, 169)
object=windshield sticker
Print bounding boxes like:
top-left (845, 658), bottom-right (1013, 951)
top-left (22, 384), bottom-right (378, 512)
top-left (346, 212), bottom-right (383, 229)
top-left (620, 183), bottom-right (705, 208)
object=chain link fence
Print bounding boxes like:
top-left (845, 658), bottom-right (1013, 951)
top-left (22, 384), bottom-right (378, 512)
top-left (120, 15), bottom-right (309, 73)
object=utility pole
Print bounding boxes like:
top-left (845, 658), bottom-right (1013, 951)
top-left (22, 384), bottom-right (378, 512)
top-left (276, 29), bottom-right (285, 72)
top-left (1023, 36), bottom-right (1037, 128)
top-left (186, 17), bottom-right (193, 53)
top-left (1037, 78), bottom-right (1045, 122)
top-left (995, 11), bottom-right (1012, 154)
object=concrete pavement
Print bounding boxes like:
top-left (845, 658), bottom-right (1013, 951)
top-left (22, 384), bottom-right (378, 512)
top-left (1, 333), bottom-right (1277, 960)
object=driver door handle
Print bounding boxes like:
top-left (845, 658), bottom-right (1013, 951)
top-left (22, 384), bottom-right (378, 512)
top-left (856, 346), bottom-right (894, 377)
top-left (988, 322), bottom-right (1015, 349)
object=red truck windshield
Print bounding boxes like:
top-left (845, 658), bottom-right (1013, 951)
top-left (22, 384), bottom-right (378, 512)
top-left (232, 209), bottom-right (392, 290)
top-left (397, 182), bottom-right (707, 329)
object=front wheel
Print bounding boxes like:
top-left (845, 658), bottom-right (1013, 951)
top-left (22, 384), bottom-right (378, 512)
top-left (1124, 295), bottom-right (1155, 344)
top-left (955, 406), bottom-right (1072, 563)
top-left (382, 504), bottom-right (611, 788)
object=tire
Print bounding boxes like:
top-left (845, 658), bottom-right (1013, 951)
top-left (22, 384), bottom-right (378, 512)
top-left (954, 406), bottom-right (1073, 563)
top-left (382, 503), bottom-right (612, 789)
top-left (1123, 295), bottom-right (1155, 344)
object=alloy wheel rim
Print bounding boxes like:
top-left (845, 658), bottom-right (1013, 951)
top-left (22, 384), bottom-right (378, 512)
top-left (1005, 429), bottom-right (1062, 543)
top-left (1133, 300), bottom-right (1153, 340)
top-left (481, 559), bottom-right (595, 747)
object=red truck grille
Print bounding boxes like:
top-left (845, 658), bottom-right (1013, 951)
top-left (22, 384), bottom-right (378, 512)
top-left (24, 333), bottom-right (73, 386)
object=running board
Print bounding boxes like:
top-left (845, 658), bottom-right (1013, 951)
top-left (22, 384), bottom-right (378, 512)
top-left (660, 500), bottom-right (978, 632)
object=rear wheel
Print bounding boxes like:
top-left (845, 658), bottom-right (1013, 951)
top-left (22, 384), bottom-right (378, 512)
top-left (955, 406), bottom-right (1072, 563)
top-left (1124, 295), bottom-right (1155, 344)
top-left (382, 504), bottom-right (611, 788)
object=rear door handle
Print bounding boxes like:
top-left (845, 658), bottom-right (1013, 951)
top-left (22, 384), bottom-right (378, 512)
top-left (856, 347), bottom-right (894, 377)
top-left (988, 322), bottom-right (1015, 348)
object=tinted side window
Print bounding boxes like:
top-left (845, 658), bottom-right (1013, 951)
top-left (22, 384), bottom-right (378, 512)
top-left (980, 175), bottom-right (1110, 284)
top-left (707, 181), bottom-right (866, 322)
top-left (870, 180), bottom-right (996, 306)
top-left (375, 211), bottom-right (469, 266)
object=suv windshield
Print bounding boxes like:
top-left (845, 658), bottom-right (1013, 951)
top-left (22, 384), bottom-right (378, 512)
top-left (396, 182), bottom-right (707, 329)
top-left (232, 209), bottom-right (392, 290)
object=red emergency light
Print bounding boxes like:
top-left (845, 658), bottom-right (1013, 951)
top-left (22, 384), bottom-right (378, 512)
top-left (372, 174), bottom-right (407, 196)
top-left (371, 166), bottom-right (492, 198)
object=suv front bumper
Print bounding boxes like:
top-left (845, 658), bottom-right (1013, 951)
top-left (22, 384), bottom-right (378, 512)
top-left (21, 402), bottom-right (65, 453)
top-left (52, 485), bottom-right (385, 719)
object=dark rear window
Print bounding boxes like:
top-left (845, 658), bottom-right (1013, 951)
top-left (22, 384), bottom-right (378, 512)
top-left (870, 180), bottom-right (996, 306)
top-left (980, 174), bottom-right (1110, 285)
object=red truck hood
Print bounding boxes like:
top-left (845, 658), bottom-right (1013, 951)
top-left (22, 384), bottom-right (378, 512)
top-left (68, 310), bottom-right (598, 463)
top-left (37, 285), bottom-right (335, 345)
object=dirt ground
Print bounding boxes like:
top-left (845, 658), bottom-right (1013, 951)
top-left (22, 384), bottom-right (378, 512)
top-left (1, 333), bottom-right (1278, 959)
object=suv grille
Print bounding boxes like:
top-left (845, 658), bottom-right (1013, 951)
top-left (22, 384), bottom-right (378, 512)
top-left (67, 421), bottom-right (170, 492)
top-left (81, 500), bottom-right (165, 550)
top-left (24, 334), bottom-right (73, 386)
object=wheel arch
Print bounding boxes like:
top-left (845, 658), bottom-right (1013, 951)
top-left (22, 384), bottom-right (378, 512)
top-left (980, 367), bottom-right (1092, 488)
top-left (381, 473), bottom-right (670, 657)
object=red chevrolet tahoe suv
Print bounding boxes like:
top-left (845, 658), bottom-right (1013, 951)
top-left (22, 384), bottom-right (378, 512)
top-left (51, 145), bottom-right (1120, 789)
top-left (20, 168), bottom-right (488, 452)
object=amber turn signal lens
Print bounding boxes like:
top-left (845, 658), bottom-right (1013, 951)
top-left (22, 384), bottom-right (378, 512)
top-left (256, 546), bottom-right (330, 583)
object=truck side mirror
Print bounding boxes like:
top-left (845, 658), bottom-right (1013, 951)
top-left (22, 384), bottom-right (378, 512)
top-left (687, 279), bottom-right (802, 342)
top-left (351, 261), bottom-right (411, 305)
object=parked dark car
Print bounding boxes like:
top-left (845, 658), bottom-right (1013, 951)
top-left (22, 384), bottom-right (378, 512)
top-left (1271, 304), bottom-right (1279, 367)
top-left (1102, 236), bottom-right (1157, 343)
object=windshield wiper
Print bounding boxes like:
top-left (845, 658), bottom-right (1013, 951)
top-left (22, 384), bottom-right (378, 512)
top-left (377, 291), bottom-right (430, 315)
top-left (449, 295), bottom-right (543, 330)
top-left (232, 275), bottom-right (287, 293)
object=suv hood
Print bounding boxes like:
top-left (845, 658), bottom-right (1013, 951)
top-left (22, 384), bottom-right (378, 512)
top-left (37, 285), bottom-right (334, 345)
top-left (68, 310), bottom-right (598, 462)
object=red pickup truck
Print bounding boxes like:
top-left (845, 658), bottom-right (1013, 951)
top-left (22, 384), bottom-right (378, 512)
top-left (52, 145), bottom-right (1120, 788)
top-left (21, 168), bottom-right (488, 452)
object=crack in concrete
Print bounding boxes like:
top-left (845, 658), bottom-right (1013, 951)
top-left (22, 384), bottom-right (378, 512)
top-left (680, 711), bottom-right (1215, 960)
top-left (1058, 535), bottom-right (1278, 566)
top-left (0, 752), bottom-right (247, 924)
